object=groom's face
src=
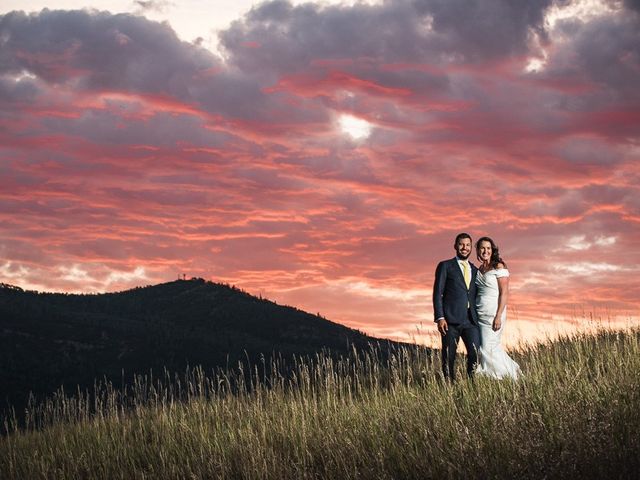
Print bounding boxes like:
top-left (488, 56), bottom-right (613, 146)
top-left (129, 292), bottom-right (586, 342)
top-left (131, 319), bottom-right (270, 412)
top-left (455, 238), bottom-right (472, 260)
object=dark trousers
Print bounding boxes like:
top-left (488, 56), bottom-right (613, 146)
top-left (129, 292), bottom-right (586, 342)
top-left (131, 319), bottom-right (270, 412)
top-left (441, 320), bottom-right (480, 381)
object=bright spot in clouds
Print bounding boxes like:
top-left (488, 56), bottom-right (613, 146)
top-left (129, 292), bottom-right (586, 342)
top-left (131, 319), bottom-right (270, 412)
top-left (524, 57), bottom-right (546, 73)
top-left (565, 235), bottom-right (591, 251)
top-left (544, 0), bottom-right (617, 30)
top-left (106, 266), bottom-right (148, 285)
top-left (338, 114), bottom-right (372, 140)
top-left (561, 235), bottom-right (617, 251)
top-left (561, 263), bottom-right (624, 275)
top-left (594, 236), bottom-right (616, 247)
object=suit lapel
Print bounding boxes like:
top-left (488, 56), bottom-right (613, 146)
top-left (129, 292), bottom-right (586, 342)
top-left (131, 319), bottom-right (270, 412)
top-left (451, 257), bottom-right (467, 289)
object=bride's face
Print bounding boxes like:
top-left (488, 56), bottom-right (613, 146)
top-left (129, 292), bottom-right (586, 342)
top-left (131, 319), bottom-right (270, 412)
top-left (478, 241), bottom-right (492, 262)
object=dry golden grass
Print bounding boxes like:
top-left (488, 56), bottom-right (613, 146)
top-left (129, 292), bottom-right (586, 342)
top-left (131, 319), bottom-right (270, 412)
top-left (1, 328), bottom-right (639, 479)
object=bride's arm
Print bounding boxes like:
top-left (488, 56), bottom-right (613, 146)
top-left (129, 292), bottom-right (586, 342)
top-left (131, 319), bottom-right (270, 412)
top-left (493, 264), bottom-right (509, 331)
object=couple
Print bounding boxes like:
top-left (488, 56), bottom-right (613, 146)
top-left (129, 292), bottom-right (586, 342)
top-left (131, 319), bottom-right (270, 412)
top-left (432, 233), bottom-right (520, 381)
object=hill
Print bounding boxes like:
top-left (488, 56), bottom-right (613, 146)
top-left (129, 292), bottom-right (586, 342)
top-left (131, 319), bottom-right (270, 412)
top-left (0, 278), bottom-right (394, 411)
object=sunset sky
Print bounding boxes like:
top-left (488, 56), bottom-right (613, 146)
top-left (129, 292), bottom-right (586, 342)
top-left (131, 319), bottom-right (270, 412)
top-left (1, 0), bottom-right (639, 347)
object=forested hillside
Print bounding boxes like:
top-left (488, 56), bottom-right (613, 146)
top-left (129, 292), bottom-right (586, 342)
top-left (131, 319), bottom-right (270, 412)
top-left (0, 278), bottom-right (389, 411)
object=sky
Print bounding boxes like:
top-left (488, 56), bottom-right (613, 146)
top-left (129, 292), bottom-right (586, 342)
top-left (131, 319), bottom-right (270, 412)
top-left (1, 0), bottom-right (639, 347)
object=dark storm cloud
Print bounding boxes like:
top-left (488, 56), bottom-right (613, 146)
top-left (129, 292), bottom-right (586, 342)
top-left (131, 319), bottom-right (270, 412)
top-left (134, 1), bottom-right (173, 13)
top-left (0, 9), bottom-right (322, 125)
top-left (215, 0), bottom-right (640, 152)
top-left (0, 10), bottom-right (212, 90)
top-left (221, 0), bottom-right (554, 75)
top-left (414, 0), bottom-right (554, 61)
top-left (540, 10), bottom-right (640, 102)
top-left (623, 0), bottom-right (640, 12)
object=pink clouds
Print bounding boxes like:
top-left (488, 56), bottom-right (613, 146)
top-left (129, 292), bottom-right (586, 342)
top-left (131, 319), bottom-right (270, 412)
top-left (1, 2), bottom-right (639, 347)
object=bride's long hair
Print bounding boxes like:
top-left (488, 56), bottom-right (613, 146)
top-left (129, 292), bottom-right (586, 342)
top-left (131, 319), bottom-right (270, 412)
top-left (475, 236), bottom-right (507, 269)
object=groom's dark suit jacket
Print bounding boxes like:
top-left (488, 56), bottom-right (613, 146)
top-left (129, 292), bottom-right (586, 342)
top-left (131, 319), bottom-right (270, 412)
top-left (433, 257), bottom-right (479, 325)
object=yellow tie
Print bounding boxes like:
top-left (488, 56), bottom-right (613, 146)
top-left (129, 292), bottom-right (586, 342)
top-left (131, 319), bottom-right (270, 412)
top-left (462, 261), bottom-right (470, 289)
top-left (462, 261), bottom-right (470, 308)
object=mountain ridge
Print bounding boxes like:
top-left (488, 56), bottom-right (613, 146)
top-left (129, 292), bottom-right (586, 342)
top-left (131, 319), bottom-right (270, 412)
top-left (0, 278), bottom-right (413, 411)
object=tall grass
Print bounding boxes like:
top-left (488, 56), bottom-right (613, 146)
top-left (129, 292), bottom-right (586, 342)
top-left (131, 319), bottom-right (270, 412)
top-left (1, 328), bottom-right (639, 479)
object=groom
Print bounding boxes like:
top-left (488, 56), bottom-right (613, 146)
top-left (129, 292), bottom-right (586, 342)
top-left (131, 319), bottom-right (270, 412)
top-left (432, 232), bottom-right (480, 380)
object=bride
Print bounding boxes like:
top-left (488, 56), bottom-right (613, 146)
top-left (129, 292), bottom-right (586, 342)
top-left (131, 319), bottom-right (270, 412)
top-left (474, 237), bottom-right (520, 379)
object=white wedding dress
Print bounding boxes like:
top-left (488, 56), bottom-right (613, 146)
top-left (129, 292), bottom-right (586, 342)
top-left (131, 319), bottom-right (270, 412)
top-left (475, 268), bottom-right (521, 379)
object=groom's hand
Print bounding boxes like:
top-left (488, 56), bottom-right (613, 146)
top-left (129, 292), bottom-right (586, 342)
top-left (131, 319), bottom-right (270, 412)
top-left (437, 319), bottom-right (448, 335)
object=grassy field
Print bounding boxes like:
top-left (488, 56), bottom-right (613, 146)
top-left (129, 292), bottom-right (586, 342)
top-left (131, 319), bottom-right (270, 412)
top-left (1, 328), bottom-right (639, 479)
